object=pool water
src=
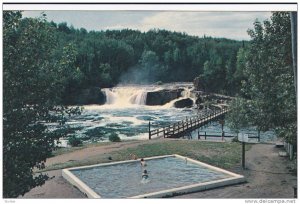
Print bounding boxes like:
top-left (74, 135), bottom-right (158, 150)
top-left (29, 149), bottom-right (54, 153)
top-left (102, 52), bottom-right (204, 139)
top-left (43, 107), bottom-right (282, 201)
top-left (71, 156), bottom-right (230, 198)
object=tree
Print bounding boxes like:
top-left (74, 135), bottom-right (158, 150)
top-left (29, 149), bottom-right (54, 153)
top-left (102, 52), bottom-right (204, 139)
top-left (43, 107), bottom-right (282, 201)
top-left (226, 98), bottom-right (250, 135)
top-left (202, 54), bottom-right (225, 93)
top-left (139, 50), bottom-right (162, 83)
top-left (228, 12), bottom-right (296, 145)
top-left (3, 11), bottom-right (80, 197)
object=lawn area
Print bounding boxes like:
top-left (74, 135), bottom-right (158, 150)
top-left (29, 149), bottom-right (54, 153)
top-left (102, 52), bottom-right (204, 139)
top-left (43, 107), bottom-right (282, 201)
top-left (110, 140), bottom-right (251, 169)
top-left (44, 140), bottom-right (251, 172)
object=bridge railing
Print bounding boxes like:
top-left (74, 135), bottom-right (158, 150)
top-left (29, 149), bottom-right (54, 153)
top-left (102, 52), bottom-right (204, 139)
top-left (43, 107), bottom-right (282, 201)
top-left (148, 107), bottom-right (229, 139)
top-left (196, 131), bottom-right (260, 141)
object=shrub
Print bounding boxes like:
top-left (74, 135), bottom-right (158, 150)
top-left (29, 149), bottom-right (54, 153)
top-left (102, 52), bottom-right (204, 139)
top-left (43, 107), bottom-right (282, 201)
top-left (231, 136), bottom-right (239, 143)
top-left (68, 136), bottom-right (83, 147)
top-left (109, 133), bottom-right (121, 142)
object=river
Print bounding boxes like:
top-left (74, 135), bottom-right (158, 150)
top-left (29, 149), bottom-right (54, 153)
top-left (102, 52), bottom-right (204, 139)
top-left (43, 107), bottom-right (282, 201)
top-left (56, 83), bottom-right (276, 146)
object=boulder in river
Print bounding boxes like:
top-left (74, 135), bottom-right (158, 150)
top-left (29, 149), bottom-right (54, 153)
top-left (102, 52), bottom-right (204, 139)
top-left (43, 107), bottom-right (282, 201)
top-left (174, 98), bottom-right (194, 108)
top-left (197, 104), bottom-right (204, 110)
top-left (64, 87), bottom-right (106, 105)
top-left (146, 89), bottom-right (183, 105)
top-left (193, 76), bottom-right (205, 91)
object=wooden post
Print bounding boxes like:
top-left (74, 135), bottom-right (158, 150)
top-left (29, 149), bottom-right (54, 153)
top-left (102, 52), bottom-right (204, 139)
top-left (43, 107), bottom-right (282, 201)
top-left (222, 131), bottom-right (224, 141)
top-left (163, 127), bottom-right (165, 138)
top-left (148, 121), bottom-right (151, 140)
top-left (242, 142), bottom-right (245, 169)
top-left (258, 130), bottom-right (260, 142)
top-left (290, 12), bottom-right (297, 99)
top-left (198, 129), bottom-right (200, 140)
top-left (173, 124), bottom-right (175, 136)
top-left (205, 131), bottom-right (207, 140)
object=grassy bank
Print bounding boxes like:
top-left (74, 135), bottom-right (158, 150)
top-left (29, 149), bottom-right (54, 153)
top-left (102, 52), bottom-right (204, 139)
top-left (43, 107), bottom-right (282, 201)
top-left (43, 140), bottom-right (251, 172)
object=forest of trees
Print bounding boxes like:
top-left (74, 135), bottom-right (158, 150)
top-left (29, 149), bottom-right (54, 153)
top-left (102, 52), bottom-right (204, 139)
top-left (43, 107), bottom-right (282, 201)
top-left (46, 19), bottom-right (245, 98)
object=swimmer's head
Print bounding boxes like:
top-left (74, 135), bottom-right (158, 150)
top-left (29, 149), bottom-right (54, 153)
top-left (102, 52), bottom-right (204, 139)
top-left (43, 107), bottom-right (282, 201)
top-left (141, 158), bottom-right (144, 162)
top-left (143, 170), bottom-right (147, 174)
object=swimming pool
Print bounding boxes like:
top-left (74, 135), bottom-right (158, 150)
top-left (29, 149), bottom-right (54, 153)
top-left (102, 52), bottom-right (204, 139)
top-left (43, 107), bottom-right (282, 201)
top-left (62, 155), bottom-right (245, 198)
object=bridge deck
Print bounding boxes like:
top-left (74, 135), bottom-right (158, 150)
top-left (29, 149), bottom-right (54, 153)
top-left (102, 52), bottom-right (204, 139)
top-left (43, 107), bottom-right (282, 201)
top-left (149, 108), bottom-right (228, 139)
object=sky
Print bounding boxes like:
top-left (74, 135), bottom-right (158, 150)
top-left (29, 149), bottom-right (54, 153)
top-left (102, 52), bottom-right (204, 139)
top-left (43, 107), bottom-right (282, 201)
top-left (22, 11), bottom-right (272, 40)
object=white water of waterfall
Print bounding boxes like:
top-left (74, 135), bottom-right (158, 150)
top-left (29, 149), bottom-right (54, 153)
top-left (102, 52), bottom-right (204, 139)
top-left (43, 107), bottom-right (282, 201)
top-left (130, 90), bottom-right (148, 105)
top-left (163, 87), bottom-right (195, 108)
top-left (104, 89), bottom-right (116, 104)
top-left (104, 87), bottom-right (148, 107)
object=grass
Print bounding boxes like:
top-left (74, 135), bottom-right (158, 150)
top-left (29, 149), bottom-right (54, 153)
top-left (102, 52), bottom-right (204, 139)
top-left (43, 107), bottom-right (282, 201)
top-left (43, 140), bottom-right (251, 172)
top-left (108, 141), bottom-right (251, 169)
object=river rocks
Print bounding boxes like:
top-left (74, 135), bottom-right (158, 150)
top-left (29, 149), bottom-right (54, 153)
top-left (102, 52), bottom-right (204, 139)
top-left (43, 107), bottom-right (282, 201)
top-left (193, 76), bottom-right (205, 91)
top-left (174, 98), bottom-right (194, 108)
top-left (146, 89), bottom-right (183, 105)
top-left (65, 87), bottom-right (106, 105)
top-left (197, 104), bottom-right (204, 110)
top-left (195, 97), bottom-right (204, 105)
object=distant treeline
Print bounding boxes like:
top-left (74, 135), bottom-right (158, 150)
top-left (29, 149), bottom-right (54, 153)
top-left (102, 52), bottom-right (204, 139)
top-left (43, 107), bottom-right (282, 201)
top-left (40, 20), bottom-right (245, 95)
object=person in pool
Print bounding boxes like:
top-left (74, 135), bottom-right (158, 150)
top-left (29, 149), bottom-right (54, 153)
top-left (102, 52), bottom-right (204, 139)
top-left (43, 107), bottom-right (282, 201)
top-left (142, 169), bottom-right (148, 179)
top-left (140, 158), bottom-right (147, 166)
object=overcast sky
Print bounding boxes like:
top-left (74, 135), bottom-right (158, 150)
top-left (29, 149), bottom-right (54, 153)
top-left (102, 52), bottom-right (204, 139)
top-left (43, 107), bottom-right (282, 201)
top-left (22, 11), bottom-right (272, 40)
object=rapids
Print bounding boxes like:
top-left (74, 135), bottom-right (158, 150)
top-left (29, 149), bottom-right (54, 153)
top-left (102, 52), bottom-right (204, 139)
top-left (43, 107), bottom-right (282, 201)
top-left (54, 83), bottom-right (276, 146)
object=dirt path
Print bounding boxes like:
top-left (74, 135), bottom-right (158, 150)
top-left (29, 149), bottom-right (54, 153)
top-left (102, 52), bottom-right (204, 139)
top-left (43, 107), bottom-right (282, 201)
top-left (177, 143), bottom-right (297, 198)
top-left (23, 142), bottom-right (297, 199)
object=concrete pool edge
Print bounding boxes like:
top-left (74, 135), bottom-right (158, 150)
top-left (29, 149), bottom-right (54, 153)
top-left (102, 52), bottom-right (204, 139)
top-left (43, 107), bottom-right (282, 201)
top-left (130, 176), bottom-right (245, 198)
top-left (62, 154), bottom-right (246, 198)
top-left (62, 168), bottom-right (101, 198)
top-left (65, 154), bottom-right (174, 171)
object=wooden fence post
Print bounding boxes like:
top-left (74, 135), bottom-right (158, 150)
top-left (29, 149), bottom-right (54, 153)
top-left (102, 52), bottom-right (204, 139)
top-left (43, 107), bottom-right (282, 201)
top-left (205, 131), bottom-right (207, 140)
top-left (173, 124), bottom-right (175, 136)
top-left (148, 121), bottom-right (151, 140)
top-left (242, 142), bottom-right (245, 169)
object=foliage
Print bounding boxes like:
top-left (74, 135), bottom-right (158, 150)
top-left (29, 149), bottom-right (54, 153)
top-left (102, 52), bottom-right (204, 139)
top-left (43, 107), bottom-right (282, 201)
top-left (226, 98), bottom-right (250, 133)
top-left (3, 11), bottom-right (80, 198)
top-left (108, 133), bottom-right (121, 142)
top-left (68, 136), bottom-right (83, 147)
top-left (228, 12), bottom-right (296, 144)
top-left (45, 21), bottom-right (244, 96)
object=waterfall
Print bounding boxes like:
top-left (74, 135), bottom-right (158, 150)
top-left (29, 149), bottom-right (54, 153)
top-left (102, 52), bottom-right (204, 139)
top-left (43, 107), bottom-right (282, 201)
top-left (102, 84), bottom-right (195, 108)
top-left (104, 89), bottom-right (116, 104)
top-left (181, 87), bottom-right (195, 99)
top-left (163, 87), bottom-right (195, 108)
top-left (130, 90), bottom-right (148, 105)
top-left (103, 86), bottom-right (148, 106)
